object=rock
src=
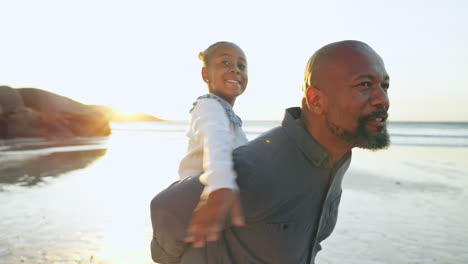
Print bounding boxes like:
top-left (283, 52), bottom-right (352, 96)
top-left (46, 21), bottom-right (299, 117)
top-left (0, 86), bottom-right (110, 138)
top-left (0, 85), bottom-right (43, 138)
top-left (0, 85), bottom-right (24, 112)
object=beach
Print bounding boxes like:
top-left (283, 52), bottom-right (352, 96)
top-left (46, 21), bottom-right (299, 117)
top-left (0, 121), bottom-right (467, 264)
top-left (316, 146), bottom-right (468, 263)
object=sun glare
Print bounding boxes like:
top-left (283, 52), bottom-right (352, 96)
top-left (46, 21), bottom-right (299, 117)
top-left (113, 109), bottom-right (134, 117)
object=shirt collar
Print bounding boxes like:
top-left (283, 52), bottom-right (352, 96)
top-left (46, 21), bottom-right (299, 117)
top-left (281, 107), bottom-right (351, 169)
top-left (190, 93), bottom-right (243, 126)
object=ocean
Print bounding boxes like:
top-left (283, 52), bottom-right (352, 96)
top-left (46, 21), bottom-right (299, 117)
top-left (1, 121), bottom-right (467, 264)
top-left (111, 120), bottom-right (468, 147)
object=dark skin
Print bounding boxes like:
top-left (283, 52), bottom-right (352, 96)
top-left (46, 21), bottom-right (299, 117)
top-left (184, 188), bottom-right (244, 247)
top-left (187, 42), bottom-right (390, 248)
top-left (201, 44), bottom-right (248, 106)
top-left (184, 43), bottom-right (247, 248)
top-left (303, 44), bottom-right (390, 164)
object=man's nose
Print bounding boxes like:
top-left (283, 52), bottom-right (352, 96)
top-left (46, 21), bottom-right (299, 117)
top-left (371, 86), bottom-right (390, 109)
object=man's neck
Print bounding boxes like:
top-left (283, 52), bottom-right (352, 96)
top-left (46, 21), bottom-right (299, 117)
top-left (302, 117), bottom-right (352, 165)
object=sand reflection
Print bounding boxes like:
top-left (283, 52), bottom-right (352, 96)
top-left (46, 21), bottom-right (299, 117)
top-left (0, 139), bottom-right (108, 186)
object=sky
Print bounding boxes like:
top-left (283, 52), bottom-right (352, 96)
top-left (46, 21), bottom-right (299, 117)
top-left (1, 0), bottom-right (467, 121)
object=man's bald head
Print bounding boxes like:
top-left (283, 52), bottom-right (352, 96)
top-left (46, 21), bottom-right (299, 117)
top-left (302, 40), bottom-right (382, 92)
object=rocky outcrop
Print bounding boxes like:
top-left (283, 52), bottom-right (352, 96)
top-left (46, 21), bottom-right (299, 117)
top-left (0, 86), bottom-right (110, 138)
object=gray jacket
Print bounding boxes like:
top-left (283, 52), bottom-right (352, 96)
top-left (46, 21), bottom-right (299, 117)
top-left (151, 107), bottom-right (351, 264)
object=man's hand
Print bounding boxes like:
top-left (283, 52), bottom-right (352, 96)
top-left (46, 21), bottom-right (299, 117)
top-left (184, 188), bottom-right (245, 248)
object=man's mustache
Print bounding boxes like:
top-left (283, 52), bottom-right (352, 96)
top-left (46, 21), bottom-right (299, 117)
top-left (361, 109), bottom-right (388, 122)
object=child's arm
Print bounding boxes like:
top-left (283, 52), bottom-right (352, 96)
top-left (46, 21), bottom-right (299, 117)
top-left (184, 188), bottom-right (244, 247)
top-left (184, 98), bottom-right (245, 247)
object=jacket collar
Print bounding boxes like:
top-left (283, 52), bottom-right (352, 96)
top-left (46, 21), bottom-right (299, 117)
top-left (281, 107), bottom-right (351, 169)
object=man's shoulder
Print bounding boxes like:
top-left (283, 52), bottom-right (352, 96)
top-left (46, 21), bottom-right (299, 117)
top-left (232, 125), bottom-right (296, 175)
top-left (234, 126), bottom-right (286, 156)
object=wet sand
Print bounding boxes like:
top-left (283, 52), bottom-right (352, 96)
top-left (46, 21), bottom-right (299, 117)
top-left (317, 146), bottom-right (468, 263)
top-left (1, 133), bottom-right (467, 263)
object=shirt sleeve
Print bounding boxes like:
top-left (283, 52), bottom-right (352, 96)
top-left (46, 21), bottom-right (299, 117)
top-left (191, 98), bottom-right (239, 194)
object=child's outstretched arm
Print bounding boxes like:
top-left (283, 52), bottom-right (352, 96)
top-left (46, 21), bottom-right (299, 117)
top-left (184, 188), bottom-right (245, 248)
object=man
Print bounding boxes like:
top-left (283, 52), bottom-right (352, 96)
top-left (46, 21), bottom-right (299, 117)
top-left (150, 40), bottom-right (390, 263)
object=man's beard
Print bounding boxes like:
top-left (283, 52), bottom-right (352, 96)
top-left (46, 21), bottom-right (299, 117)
top-left (325, 110), bottom-right (390, 150)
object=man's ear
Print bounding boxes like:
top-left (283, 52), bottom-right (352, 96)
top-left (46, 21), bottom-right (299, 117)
top-left (201, 67), bottom-right (208, 83)
top-left (305, 87), bottom-right (324, 114)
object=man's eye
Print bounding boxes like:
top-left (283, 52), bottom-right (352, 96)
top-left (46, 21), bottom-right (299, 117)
top-left (381, 83), bottom-right (390, 90)
top-left (238, 64), bottom-right (247, 71)
top-left (360, 81), bottom-right (372, 88)
top-left (222, 60), bottom-right (231, 65)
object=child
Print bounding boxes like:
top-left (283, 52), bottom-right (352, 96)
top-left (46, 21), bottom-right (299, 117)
top-left (178, 41), bottom-right (249, 248)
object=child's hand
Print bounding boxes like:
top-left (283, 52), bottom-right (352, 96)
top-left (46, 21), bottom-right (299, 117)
top-left (184, 188), bottom-right (245, 248)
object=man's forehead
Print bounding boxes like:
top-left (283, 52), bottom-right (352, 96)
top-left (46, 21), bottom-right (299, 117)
top-left (327, 47), bottom-right (387, 77)
top-left (329, 45), bottom-right (380, 63)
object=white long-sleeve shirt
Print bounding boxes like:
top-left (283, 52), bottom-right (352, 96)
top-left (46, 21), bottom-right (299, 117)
top-left (178, 94), bottom-right (248, 195)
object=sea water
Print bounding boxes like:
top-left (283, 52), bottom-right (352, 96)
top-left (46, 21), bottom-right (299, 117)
top-left (111, 120), bottom-right (468, 147)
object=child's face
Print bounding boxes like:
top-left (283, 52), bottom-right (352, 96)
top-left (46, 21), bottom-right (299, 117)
top-left (202, 44), bottom-right (248, 105)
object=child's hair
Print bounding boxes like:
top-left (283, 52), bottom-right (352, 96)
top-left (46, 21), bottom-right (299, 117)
top-left (198, 41), bottom-right (238, 66)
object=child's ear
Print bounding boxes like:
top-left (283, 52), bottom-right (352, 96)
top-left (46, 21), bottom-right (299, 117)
top-left (201, 67), bottom-right (209, 83)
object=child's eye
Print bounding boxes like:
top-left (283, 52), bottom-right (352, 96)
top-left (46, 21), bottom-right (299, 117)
top-left (222, 60), bottom-right (231, 65)
top-left (238, 64), bottom-right (247, 71)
